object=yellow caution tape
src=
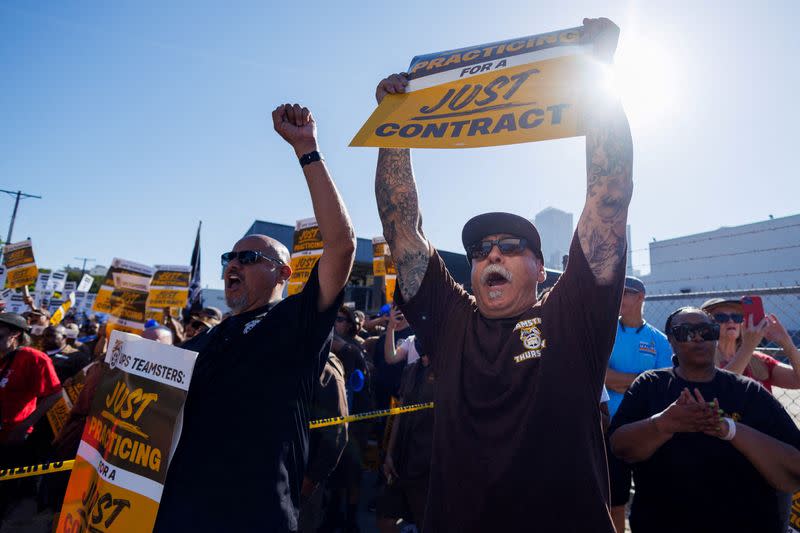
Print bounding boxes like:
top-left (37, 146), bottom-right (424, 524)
top-left (0, 460), bottom-right (74, 481)
top-left (0, 402), bottom-right (435, 481)
top-left (309, 401), bottom-right (434, 429)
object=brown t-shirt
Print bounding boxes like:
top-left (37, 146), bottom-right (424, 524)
top-left (397, 233), bottom-right (624, 533)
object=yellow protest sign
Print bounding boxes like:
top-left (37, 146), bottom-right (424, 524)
top-left (57, 331), bottom-right (198, 533)
top-left (147, 265), bottom-right (191, 309)
top-left (372, 237), bottom-right (388, 277)
top-left (105, 274), bottom-right (150, 336)
top-left (92, 259), bottom-right (154, 314)
top-left (46, 367), bottom-right (89, 436)
top-left (50, 292), bottom-right (76, 326)
top-left (351, 27), bottom-right (590, 149)
top-left (288, 217), bottom-right (323, 296)
top-left (384, 254), bottom-right (397, 304)
top-left (2, 240), bottom-right (38, 289)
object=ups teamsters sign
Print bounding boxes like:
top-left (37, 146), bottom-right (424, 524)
top-left (57, 331), bottom-right (198, 533)
top-left (288, 217), bottom-right (323, 296)
top-left (351, 26), bottom-right (589, 149)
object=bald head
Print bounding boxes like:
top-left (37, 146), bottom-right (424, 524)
top-left (236, 235), bottom-right (290, 265)
top-left (142, 326), bottom-right (173, 345)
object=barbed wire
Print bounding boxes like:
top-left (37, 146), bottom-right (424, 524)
top-left (629, 244), bottom-right (800, 270)
top-left (643, 267), bottom-right (800, 286)
top-left (627, 221), bottom-right (800, 255)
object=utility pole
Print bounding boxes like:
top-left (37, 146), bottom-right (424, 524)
top-left (74, 256), bottom-right (96, 277)
top-left (1, 190), bottom-right (42, 259)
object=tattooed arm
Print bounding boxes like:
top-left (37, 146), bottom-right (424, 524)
top-left (374, 74), bottom-right (432, 301)
top-left (576, 18), bottom-right (633, 285)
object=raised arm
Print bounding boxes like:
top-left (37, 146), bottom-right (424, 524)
top-left (374, 74), bottom-right (432, 302)
top-left (272, 104), bottom-right (356, 311)
top-left (576, 18), bottom-right (633, 285)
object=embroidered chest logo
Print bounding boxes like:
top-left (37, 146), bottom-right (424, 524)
top-left (513, 317), bottom-right (546, 363)
top-left (243, 318), bottom-right (262, 335)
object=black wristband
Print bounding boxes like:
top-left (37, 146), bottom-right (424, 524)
top-left (299, 150), bottom-right (323, 167)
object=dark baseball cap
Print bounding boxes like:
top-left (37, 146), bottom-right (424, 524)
top-left (0, 312), bottom-right (31, 333)
top-left (624, 276), bottom-right (646, 294)
top-left (700, 297), bottom-right (742, 312)
top-left (461, 212), bottom-right (543, 263)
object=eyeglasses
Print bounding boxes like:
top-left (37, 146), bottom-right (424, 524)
top-left (189, 321), bottom-right (208, 330)
top-left (466, 238), bottom-right (528, 260)
top-left (712, 313), bottom-right (743, 324)
top-left (669, 323), bottom-right (720, 342)
top-left (335, 316), bottom-right (349, 323)
top-left (221, 250), bottom-right (285, 269)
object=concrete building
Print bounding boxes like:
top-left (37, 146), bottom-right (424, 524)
top-left (534, 207), bottom-right (573, 270)
top-left (639, 213), bottom-right (800, 334)
top-left (641, 213), bottom-right (800, 294)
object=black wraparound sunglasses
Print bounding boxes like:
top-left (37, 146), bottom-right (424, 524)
top-left (221, 250), bottom-right (285, 268)
top-left (669, 323), bottom-right (720, 342)
top-left (466, 238), bottom-right (528, 260)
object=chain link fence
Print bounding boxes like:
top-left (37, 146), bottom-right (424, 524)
top-left (643, 286), bottom-right (800, 425)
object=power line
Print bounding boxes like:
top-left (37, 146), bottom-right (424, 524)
top-left (0, 189), bottom-right (42, 262)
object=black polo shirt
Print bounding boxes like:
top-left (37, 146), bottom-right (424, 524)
top-left (155, 265), bottom-right (341, 532)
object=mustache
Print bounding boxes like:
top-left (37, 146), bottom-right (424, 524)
top-left (481, 264), bottom-right (513, 285)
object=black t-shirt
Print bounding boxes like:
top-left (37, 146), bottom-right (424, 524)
top-left (395, 361), bottom-right (435, 480)
top-left (608, 367), bottom-right (800, 533)
top-left (154, 265), bottom-right (342, 532)
top-left (398, 233), bottom-right (624, 533)
top-left (48, 347), bottom-right (91, 383)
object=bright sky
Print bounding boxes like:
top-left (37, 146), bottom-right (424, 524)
top-left (2, 0), bottom-right (798, 290)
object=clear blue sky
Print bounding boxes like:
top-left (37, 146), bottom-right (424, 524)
top-left (2, 0), bottom-right (798, 290)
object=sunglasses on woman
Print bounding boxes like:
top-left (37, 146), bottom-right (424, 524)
top-left (712, 313), bottom-right (744, 324)
top-left (466, 238), bottom-right (528, 260)
top-left (220, 250), bottom-right (285, 268)
top-left (669, 323), bottom-right (720, 342)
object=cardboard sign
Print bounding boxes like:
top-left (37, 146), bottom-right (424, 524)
top-left (77, 274), bottom-right (94, 293)
top-left (46, 271), bottom-right (67, 293)
top-left (3, 240), bottom-right (38, 289)
top-left (46, 366), bottom-right (90, 436)
top-left (288, 217), bottom-right (323, 296)
top-left (93, 259), bottom-right (154, 314)
top-left (50, 292), bottom-right (76, 326)
top-left (351, 26), bottom-right (589, 149)
top-left (384, 254), bottom-right (397, 304)
top-left (57, 331), bottom-right (198, 533)
top-left (372, 237), bottom-right (389, 277)
top-left (147, 265), bottom-right (191, 309)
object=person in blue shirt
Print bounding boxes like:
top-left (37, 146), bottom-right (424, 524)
top-left (604, 276), bottom-right (672, 533)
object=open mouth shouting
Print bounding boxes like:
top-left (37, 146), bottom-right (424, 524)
top-left (481, 265), bottom-right (512, 298)
top-left (225, 272), bottom-right (243, 291)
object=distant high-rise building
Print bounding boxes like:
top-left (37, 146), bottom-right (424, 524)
top-left (534, 207), bottom-right (573, 270)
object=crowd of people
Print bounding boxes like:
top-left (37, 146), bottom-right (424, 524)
top-left (0, 16), bottom-right (799, 533)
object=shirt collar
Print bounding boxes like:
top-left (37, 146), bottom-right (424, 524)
top-left (618, 317), bottom-right (647, 334)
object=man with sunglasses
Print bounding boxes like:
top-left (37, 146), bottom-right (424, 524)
top-left (373, 18), bottom-right (632, 532)
top-left (155, 103), bottom-right (356, 533)
top-left (609, 307), bottom-right (800, 532)
top-left (604, 276), bottom-right (672, 532)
